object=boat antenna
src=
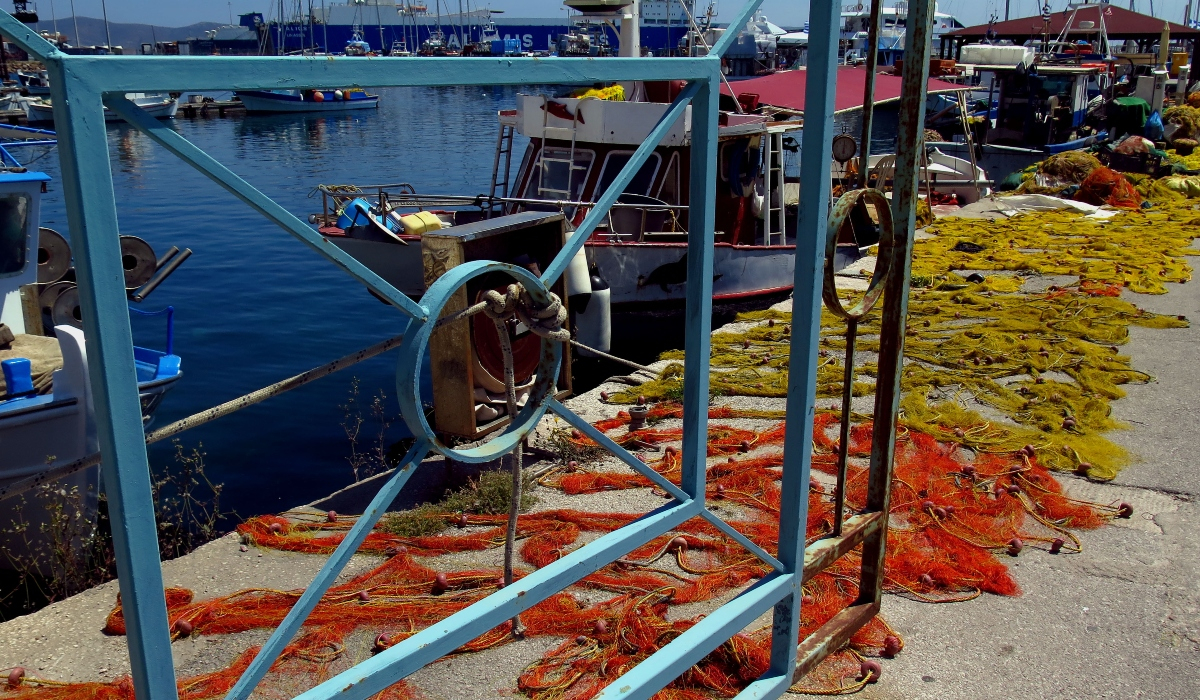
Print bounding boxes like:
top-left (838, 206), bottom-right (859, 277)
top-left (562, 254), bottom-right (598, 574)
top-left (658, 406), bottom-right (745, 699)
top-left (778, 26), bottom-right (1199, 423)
top-left (49, 0), bottom-right (57, 42)
top-left (676, 0), bottom-right (742, 112)
top-left (376, 0), bottom-right (385, 53)
top-left (100, 0), bottom-right (113, 50)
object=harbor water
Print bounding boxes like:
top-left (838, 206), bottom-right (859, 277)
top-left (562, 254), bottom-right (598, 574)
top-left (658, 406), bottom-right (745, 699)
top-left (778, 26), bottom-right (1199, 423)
top-left (30, 85), bottom-right (899, 518)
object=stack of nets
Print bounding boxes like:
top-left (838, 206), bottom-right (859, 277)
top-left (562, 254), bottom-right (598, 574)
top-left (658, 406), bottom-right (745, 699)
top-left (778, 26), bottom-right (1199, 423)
top-left (1074, 166), bottom-right (1144, 209)
top-left (4, 185), bottom-right (1194, 700)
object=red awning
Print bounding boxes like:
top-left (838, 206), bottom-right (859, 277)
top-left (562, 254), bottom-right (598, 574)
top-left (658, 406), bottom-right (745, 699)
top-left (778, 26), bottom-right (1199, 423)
top-left (720, 67), bottom-right (968, 114)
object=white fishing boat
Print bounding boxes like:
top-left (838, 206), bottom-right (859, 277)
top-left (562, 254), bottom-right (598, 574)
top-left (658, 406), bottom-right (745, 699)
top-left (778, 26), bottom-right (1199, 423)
top-left (24, 93), bottom-right (180, 124)
top-left (235, 88), bottom-right (380, 113)
top-left (1, 156), bottom-right (188, 569)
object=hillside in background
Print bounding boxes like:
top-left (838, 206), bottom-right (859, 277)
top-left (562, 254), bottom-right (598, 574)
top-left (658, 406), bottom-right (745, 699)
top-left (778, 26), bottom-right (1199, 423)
top-left (23, 15), bottom-right (224, 49)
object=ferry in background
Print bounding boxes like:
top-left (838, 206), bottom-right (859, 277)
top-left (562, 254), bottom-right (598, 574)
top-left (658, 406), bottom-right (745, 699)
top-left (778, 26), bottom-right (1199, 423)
top-left (287, 0), bottom-right (706, 55)
top-left (840, 1), bottom-right (965, 65)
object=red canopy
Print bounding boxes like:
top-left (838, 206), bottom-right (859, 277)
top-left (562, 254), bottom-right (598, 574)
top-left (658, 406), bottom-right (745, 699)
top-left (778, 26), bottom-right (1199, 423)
top-left (720, 67), bottom-right (967, 114)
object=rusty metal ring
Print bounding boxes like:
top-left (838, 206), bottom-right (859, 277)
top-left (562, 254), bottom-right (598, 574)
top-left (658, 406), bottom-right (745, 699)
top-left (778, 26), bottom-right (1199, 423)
top-left (822, 188), bottom-right (893, 322)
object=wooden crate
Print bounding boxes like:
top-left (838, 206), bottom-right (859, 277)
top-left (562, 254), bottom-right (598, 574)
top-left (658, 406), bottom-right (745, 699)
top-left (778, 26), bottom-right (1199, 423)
top-left (422, 211), bottom-right (572, 440)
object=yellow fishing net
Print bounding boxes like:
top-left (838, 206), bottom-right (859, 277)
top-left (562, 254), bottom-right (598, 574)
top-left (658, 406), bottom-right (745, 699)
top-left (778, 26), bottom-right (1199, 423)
top-left (613, 196), bottom-right (1197, 481)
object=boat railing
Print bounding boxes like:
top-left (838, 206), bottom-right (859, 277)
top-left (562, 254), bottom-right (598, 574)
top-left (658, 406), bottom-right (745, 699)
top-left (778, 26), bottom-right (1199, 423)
top-left (127, 304), bottom-right (175, 356)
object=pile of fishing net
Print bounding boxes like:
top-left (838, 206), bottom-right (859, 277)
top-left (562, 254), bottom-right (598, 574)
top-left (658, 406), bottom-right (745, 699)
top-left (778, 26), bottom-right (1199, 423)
top-left (1164, 104), bottom-right (1200, 139)
top-left (1074, 166), bottom-right (1144, 208)
top-left (3, 400), bottom-right (1130, 700)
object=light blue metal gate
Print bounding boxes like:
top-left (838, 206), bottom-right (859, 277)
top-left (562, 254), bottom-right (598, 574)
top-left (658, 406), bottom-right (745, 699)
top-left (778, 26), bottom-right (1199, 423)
top-left (0, 0), bottom-right (934, 697)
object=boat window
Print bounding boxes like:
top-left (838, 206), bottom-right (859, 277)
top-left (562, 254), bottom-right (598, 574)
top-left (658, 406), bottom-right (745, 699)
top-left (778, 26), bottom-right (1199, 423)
top-left (656, 152), bottom-right (681, 205)
top-left (525, 147), bottom-right (595, 213)
top-left (595, 151), bottom-right (662, 198)
top-left (0, 193), bottom-right (30, 276)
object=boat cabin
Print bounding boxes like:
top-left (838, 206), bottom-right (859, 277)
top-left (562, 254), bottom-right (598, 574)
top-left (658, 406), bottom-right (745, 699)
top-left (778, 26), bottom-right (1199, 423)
top-left (984, 64), bottom-right (1102, 147)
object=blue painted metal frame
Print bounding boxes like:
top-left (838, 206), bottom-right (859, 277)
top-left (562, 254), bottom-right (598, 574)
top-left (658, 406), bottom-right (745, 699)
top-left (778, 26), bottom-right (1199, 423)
top-left (0, 1), bottom-right (910, 698)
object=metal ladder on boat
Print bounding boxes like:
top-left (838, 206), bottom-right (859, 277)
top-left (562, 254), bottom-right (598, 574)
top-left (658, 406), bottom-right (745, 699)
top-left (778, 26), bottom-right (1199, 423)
top-left (536, 96), bottom-right (587, 206)
top-left (762, 131), bottom-right (786, 246)
top-left (1052, 3), bottom-right (1112, 59)
top-left (487, 112), bottom-right (517, 219)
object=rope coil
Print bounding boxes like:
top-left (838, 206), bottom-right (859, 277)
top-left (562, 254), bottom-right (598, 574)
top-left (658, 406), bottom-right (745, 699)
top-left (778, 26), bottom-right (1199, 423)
top-left (482, 283), bottom-right (570, 343)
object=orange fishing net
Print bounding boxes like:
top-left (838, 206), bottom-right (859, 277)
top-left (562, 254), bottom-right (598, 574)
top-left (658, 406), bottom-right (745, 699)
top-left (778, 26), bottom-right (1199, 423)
top-left (1075, 167), bottom-right (1144, 209)
top-left (2, 404), bottom-right (1125, 700)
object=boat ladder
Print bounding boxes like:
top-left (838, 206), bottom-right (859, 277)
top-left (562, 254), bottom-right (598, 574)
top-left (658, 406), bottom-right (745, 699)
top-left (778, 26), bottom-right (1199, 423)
top-left (762, 131), bottom-right (786, 245)
top-left (536, 95), bottom-right (588, 204)
top-left (487, 114), bottom-right (516, 218)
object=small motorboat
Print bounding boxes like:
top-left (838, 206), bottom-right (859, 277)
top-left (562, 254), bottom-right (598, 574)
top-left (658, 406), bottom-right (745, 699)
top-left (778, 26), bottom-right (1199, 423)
top-left (24, 92), bottom-right (180, 124)
top-left (0, 142), bottom-right (189, 570)
top-left (235, 88), bottom-right (380, 113)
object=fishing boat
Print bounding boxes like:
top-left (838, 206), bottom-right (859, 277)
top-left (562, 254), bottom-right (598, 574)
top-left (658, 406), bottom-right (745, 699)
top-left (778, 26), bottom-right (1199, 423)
top-left (840, 1), bottom-right (966, 66)
top-left (13, 69), bottom-right (50, 95)
top-left (0, 144), bottom-right (189, 568)
top-left (24, 93), bottom-right (180, 124)
top-left (235, 88), bottom-right (380, 113)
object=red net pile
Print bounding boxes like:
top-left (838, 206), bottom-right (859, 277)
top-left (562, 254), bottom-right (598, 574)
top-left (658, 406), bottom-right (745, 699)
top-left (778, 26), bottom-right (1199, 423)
top-left (1074, 167), bottom-right (1144, 209)
top-left (2, 404), bottom-right (1124, 700)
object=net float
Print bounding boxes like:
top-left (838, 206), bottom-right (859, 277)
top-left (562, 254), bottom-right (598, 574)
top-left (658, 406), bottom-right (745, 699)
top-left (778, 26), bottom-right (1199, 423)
top-left (575, 635), bottom-right (588, 645)
top-left (945, 505), bottom-right (956, 515)
top-left (668, 536), bottom-right (688, 551)
top-left (801, 594), bottom-right (814, 605)
top-left (433, 572), bottom-right (450, 592)
top-left (269, 522), bottom-right (282, 534)
top-left (1075, 461), bottom-right (1092, 476)
top-left (1050, 537), bottom-right (1065, 554)
top-left (7, 668), bottom-right (24, 688)
top-left (239, 545), bottom-right (248, 552)
top-left (374, 633), bottom-right (390, 651)
top-left (918, 573), bottom-right (934, 587)
top-left (767, 319), bottom-right (775, 327)
top-left (326, 511), bottom-right (338, 523)
top-left (1021, 444), bottom-right (1036, 457)
top-left (496, 577), bottom-right (506, 588)
top-left (1007, 484), bottom-right (1020, 495)
top-left (993, 483), bottom-right (1006, 497)
top-left (882, 636), bottom-right (902, 658)
top-left (566, 460), bottom-right (579, 471)
top-left (738, 440), bottom-right (750, 452)
top-left (357, 590), bottom-right (370, 602)
top-left (636, 395), bottom-right (646, 405)
top-left (962, 464), bottom-right (977, 477)
top-left (1007, 538), bottom-right (1023, 556)
top-left (1117, 502), bottom-right (1134, 518)
top-left (749, 353), bottom-right (758, 360)
top-left (173, 619), bottom-right (193, 636)
top-left (920, 500), bottom-right (935, 512)
top-left (1062, 417), bottom-right (1076, 430)
top-left (456, 514), bottom-right (469, 528)
top-left (859, 660), bottom-right (882, 683)
top-left (663, 446), bottom-right (677, 455)
top-left (599, 391), bottom-right (609, 401)
top-left (933, 507), bottom-right (947, 519)
top-left (593, 619), bottom-right (607, 635)
top-left (714, 484), bottom-right (725, 499)
top-left (953, 427), bottom-right (965, 438)
top-left (570, 429), bottom-right (583, 440)
top-left (755, 382), bottom-right (764, 388)
top-left (1035, 376), bottom-right (1045, 384)
top-left (726, 456), bottom-right (736, 463)
top-left (742, 339), bottom-right (750, 348)
top-left (784, 324), bottom-right (791, 333)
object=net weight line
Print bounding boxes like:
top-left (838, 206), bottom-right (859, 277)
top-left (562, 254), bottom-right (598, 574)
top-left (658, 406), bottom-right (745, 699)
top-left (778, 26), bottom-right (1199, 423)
top-left (0, 333), bottom-right (407, 504)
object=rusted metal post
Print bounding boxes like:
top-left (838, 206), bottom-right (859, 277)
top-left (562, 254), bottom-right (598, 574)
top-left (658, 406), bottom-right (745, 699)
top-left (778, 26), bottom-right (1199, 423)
top-left (858, 0), bottom-right (935, 603)
top-left (858, 0), bottom-right (886, 188)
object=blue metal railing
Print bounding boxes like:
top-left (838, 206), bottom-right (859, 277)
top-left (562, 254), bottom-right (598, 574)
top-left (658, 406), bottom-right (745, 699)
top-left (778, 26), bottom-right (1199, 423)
top-left (0, 1), bottom-right (936, 698)
top-left (127, 304), bottom-right (175, 356)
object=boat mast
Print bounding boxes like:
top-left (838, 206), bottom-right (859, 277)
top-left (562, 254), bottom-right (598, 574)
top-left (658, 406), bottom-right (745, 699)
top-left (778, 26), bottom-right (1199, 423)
top-left (100, 0), bottom-right (112, 50)
top-left (69, 0), bottom-right (79, 46)
top-left (322, 0), bottom-right (328, 52)
top-left (376, 0), bottom-right (385, 53)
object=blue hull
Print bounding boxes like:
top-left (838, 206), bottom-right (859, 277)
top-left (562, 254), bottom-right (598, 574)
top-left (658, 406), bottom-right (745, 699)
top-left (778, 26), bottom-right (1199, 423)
top-left (287, 23), bottom-right (691, 54)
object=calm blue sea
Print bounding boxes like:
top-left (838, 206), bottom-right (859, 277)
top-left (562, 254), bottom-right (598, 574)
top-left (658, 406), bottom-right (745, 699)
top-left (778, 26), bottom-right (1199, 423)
top-left (27, 87), bottom-right (900, 519)
top-left (29, 86), bottom-right (534, 517)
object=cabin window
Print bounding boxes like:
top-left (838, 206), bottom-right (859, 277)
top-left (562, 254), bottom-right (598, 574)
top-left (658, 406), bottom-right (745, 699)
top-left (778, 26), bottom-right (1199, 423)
top-left (525, 147), bottom-right (595, 213)
top-left (595, 151), bottom-right (662, 198)
top-left (0, 193), bottom-right (30, 276)
top-left (656, 152), bottom-right (681, 205)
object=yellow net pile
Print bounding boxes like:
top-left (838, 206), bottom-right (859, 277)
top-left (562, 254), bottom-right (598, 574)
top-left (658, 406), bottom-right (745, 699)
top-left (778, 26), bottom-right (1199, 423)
top-left (612, 195), bottom-right (1197, 481)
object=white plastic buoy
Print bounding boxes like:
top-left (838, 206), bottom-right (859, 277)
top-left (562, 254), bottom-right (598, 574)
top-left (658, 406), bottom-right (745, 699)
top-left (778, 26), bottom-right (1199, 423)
top-left (575, 275), bottom-right (611, 356)
top-left (563, 231), bottom-right (592, 298)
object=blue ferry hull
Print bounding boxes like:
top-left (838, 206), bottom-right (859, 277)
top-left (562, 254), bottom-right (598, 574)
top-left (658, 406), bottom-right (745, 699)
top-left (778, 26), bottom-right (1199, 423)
top-left (287, 23), bottom-right (691, 54)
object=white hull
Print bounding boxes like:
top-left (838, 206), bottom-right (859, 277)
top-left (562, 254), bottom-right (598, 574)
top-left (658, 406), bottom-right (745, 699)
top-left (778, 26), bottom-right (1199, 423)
top-left (25, 97), bottom-right (180, 124)
top-left (237, 92), bottom-right (380, 113)
top-left (330, 233), bottom-right (798, 309)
